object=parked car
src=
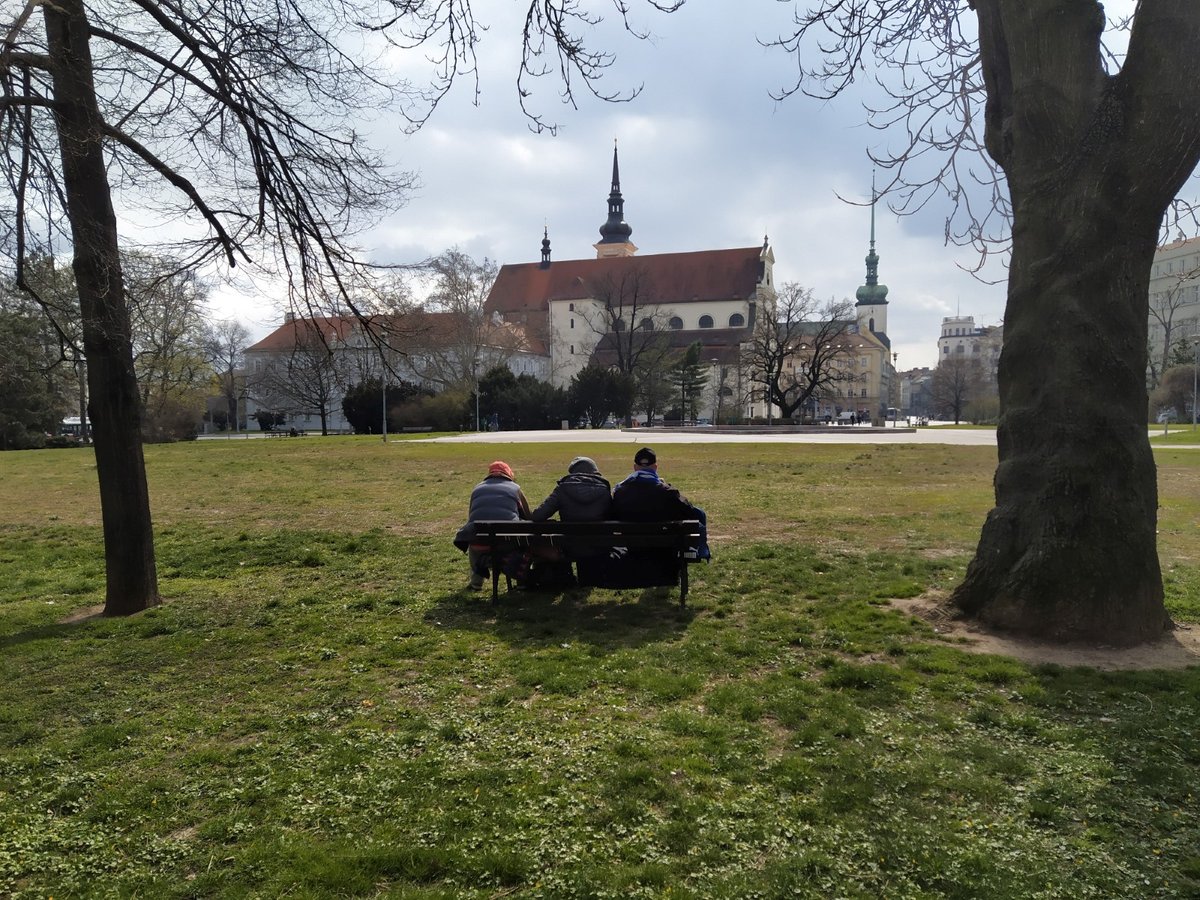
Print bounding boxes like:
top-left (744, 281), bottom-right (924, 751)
top-left (1157, 410), bottom-right (1179, 424)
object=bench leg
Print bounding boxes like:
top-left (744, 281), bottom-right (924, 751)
top-left (679, 560), bottom-right (688, 607)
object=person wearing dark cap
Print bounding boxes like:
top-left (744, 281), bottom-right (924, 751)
top-left (454, 460), bottom-right (531, 590)
top-left (611, 447), bottom-right (698, 522)
top-left (610, 447), bottom-right (710, 583)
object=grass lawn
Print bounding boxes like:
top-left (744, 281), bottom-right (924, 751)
top-left (1, 437), bottom-right (1198, 898)
top-left (1151, 425), bottom-right (1200, 446)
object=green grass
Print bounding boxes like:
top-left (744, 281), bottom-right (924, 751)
top-left (1151, 425), bottom-right (1200, 445)
top-left (1, 437), bottom-right (1198, 898)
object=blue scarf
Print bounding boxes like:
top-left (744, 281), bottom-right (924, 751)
top-left (619, 469), bottom-right (662, 487)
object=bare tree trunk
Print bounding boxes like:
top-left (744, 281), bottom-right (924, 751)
top-left (949, 0), bottom-right (1200, 646)
top-left (954, 197), bottom-right (1171, 644)
top-left (45, 0), bottom-right (159, 615)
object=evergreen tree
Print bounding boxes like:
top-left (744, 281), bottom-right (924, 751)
top-left (667, 343), bottom-right (709, 422)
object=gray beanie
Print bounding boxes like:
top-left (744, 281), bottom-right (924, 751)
top-left (567, 456), bottom-right (599, 475)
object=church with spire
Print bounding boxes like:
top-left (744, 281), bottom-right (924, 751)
top-left (842, 179), bottom-right (896, 420)
top-left (854, 175), bottom-right (890, 345)
top-left (484, 144), bottom-right (898, 423)
top-left (485, 141), bottom-right (776, 417)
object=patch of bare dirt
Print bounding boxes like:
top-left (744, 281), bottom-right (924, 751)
top-left (60, 603), bottom-right (106, 624)
top-left (893, 594), bottom-right (1200, 671)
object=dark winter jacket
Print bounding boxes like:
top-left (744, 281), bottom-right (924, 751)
top-left (610, 470), bottom-right (697, 522)
top-left (531, 472), bottom-right (612, 523)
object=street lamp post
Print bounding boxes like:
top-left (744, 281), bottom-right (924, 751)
top-left (473, 359), bottom-right (480, 432)
top-left (1192, 335), bottom-right (1199, 431)
top-left (892, 351), bottom-right (899, 426)
top-left (711, 357), bottom-right (725, 426)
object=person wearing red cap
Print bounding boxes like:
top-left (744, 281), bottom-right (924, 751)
top-left (454, 460), bottom-right (531, 590)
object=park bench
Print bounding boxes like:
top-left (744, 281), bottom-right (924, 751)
top-left (470, 519), bottom-right (703, 606)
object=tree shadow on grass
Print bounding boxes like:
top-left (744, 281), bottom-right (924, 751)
top-left (425, 584), bottom-right (696, 649)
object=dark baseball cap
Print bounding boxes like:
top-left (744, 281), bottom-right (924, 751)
top-left (634, 447), bottom-right (657, 466)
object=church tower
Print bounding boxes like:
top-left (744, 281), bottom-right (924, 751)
top-left (594, 140), bottom-right (638, 259)
top-left (855, 175), bottom-right (889, 339)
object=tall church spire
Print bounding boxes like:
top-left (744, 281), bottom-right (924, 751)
top-left (855, 171), bottom-right (889, 342)
top-left (856, 171), bottom-right (888, 307)
top-left (595, 139), bottom-right (637, 258)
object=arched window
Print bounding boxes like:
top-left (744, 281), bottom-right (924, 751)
top-left (728, 313), bottom-right (745, 327)
top-left (699, 315), bottom-right (714, 329)
top-left (669, 316), bottom-right (684, 330)
top-left (569, 303), bottom-right (575, 312)
top-left (869, 317), bottom-right (875, 332)
top-left (613, 318), bottom-right (626, 332)
top-left (640, 318), bottom-right (654, 331)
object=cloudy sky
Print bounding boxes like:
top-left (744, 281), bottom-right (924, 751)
top-left (207, 1), bottom-right (1140, 370)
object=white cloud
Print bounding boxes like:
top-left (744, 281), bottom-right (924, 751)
top-left (200, 2), bottom-right (1173, 368)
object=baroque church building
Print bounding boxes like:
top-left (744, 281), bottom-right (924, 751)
top-left (484, 143), bottom-right (775, 420)
top-left (485, 144), bottom-right (897, 423)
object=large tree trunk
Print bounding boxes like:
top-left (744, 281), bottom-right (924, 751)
top-left (952, 0), bottom-right (1200, 645)
top-left (45, 0), bottom-right (159, 615)
top-left (953, 192), bottom-right (1171, 644)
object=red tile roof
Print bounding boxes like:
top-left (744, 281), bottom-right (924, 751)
top-left (245, 312), bottom-right (545, 356)
top-left (485, 247), bottom-right (766, 315)
top-left (245, 316), bottom-right (358, 353)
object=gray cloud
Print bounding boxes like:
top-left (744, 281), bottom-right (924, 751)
top-left (215, 3), bottom-right (1025, 368)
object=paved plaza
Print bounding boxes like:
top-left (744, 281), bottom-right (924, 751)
top-left (425, 425), bottom-right (999, 447)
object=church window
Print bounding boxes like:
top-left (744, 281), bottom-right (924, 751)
top-left (613, 318), bottom-right (626, 332)
top-left (943, 346), bottom-right (949, 354)
top-left (669, 316), bottom-right (684, 330)
top-left (570, 318), bottom-right (574, 329)
top-left (640, 318), bottom-right (654, 331)
top-left (699, 315), bottom-right (714, 329)
top-left (569, 303), bottom-right (575, 311)
top-left (570, 345), bottom-right (575, 354)
top-left (869, 317), bottom-right (875, 331)
top-left (729, 313), bottom-right (745, 327)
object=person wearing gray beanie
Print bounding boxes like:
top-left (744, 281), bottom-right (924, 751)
top-left (532, 457), bottom-right (610, 523)
top-left (567, 456), bottom-right (599, 475)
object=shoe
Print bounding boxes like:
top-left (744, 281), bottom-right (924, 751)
top-left (468, 576), bottom-right (485, 591)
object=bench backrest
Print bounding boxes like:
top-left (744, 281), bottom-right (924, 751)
top-left (473, 519), bottom-right (700, 550)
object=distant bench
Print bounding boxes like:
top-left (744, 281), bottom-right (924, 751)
top-left (471, 519), bottom-right (703, 606)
